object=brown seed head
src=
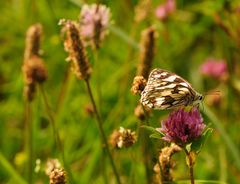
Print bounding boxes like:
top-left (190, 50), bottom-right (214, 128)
top-left (109, 127), bottom-right (137, 149)
top-left (60, 20), bottom-right (92, 80)
top-left (23, 55), bottom-right (47, 84)
top-left (137, 26), bottom-right (157, 79)
top-left (131, 75), bottom-right (147, 95)
top-left (45, 158), bottom-right (62, 176)
top-left (154, 144), bottom-right (181, 182)
top-left (24, 23), bottom-right (42, 61)
top-left (49, 168), bottom-right (67, 184)
top-left (22, 23), bottom-right (47, 101)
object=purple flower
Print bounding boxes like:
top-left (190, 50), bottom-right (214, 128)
top-left (79, 4), bottom-right (111, 47)
top-left (200, 58), bottom-right (228, 80)
top-left (155, 0), bottom-right (176, 21)
top-left (157, 108), bottom-right (206, 145)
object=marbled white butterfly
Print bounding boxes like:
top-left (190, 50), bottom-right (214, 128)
top-left (140, 68), bottom-right (203, 109)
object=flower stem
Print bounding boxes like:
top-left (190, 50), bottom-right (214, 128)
top-left (55, 66), bottom-right (71, 115)
top-left (24, 100), bottom-right (33, 184)
top-left (184, 149), bottom-right (195, 184)
top-left (189, 158), bottom-right (195, 184)
top-left (85, 79), bottom-right (121, 184)
top-left (140, 105), bottom-right (153, 183)
top-left (39, 84), bottom-right (74, 184)
top-left (94, 51), bottom-right (102, 111)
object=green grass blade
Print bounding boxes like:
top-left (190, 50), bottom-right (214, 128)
top-left (203, 105), bottom-right (240, 171)
top-left (0, 152), bottom-right (27, 184)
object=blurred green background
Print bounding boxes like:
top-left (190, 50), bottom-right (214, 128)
top-left (0, 0), bottom-right (240, 183)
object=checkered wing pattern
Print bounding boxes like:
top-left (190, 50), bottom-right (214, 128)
top-left (140, 68), bottom-right (202, 110)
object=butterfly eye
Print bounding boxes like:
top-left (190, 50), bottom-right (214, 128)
top-left (199, 96), bottom-right (203, 100)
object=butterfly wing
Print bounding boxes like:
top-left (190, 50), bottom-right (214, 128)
top-left (140, 68), bottom-right (198, 109)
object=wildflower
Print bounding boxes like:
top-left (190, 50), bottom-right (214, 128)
top-left (137, 26), bottom-right (157, 79)
top-left (154, 144), bottom-right (181, 182)
top-left (131, 76), bottom-right (147, 95)
top-left (49, 168), bottom-right (67, 184)
top-left (109, 127), bottom-right (137, 148)
top-left (59, 20), bottom-right (92, 80)
top-left (79, 4), bottom-right (111, 49)
top-left (34, 159), bottom-right (41, 173)
top-left (200, 58), bottom-right (228, 81)
top-left (155, 0), bottom-right (176, 21)
top-left (157, 108), bottom-right (206, 145)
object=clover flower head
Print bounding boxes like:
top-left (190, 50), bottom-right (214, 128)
top-left (155, 0), bottom-right (176, 21)
top-left (200, 58), bottom-right (228, 80)
top-left (79, 4), bottom-right (111, 48)
top-left (157, 108), bottom-right (206, 145)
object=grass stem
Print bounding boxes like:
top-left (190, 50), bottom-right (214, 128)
top-left (85, 79), bottom-right (121, 184)
top-left (39, 84), bottom-right (74, 183)
top-left (24, 100), bottom-right (33, 183)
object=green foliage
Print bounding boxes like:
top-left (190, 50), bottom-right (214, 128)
top-left (191, 127), bottom-right (213, 154)
top-left (0, 0), bottom-right (240, 183)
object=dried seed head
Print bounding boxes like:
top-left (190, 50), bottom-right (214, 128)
top-left (45, 158), bottom-right (62, 176)
top-left (131, 76), bottom-right (147, 95)
top-left (109, 127), bottom-right (137, 149)
top-left (22, 24), bottom-right (47, 101)
top-left (154, 144), bottom-right (181, 182)
top-left (60, 20), bottom-right (92, 80)
top-left (49, 168), bottom-right (67, 184)
top-left (137, 26), bottom-right (157, 79)
top-left (134, 0), bottom-right (152, 23)
top-left (24, 23), bottom-right (42, 61)
top-left (23, 55), bottom-right (47, 84)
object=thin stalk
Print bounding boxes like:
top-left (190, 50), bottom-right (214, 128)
top-left (184, 149), bottom-right (195, 184)
top-left (24, 100), bottom-right (33, 184)
top-left (39, 85), bottom-right (74, 183)
top-left (94, 51), bottom-right (102, 111)
top-left (189, 158), bottom-right (194, 184)
top-left (84, 79), bottom-right (121, 184)
top-left (39, 85), bottom-right (62, 152)
top-left (55, 66), bottom-right (71, 115)
top-left (139, 104), bottom-right (152, 183)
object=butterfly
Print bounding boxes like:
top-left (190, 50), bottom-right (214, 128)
top-left (140, 68), bottom-right (203, 110)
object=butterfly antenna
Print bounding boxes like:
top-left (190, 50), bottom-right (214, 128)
top-left (203, 90), bottom-right (221, 96)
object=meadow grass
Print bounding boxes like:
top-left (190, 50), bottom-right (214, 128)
top-left (0, 0), bottom-right (240, 183)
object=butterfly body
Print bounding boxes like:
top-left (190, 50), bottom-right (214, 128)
top-left (140, 68), bottom-right (202, 110)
